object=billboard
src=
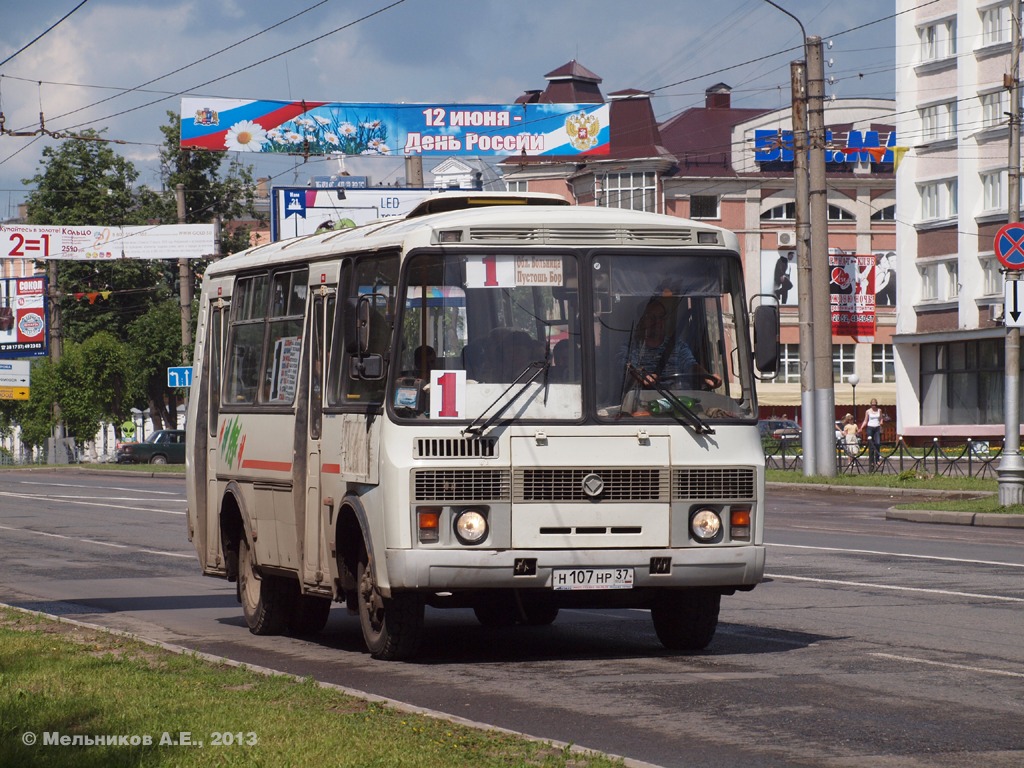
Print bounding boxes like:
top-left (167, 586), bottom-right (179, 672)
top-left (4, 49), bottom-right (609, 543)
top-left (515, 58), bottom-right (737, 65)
top-left (1, 224), bottom-right (215, 260)
top-left (830, 253), bottom-right (876, 341)
top-left (271, 187), bottom-right (441, 241)
top-left (0, 277), bottom-right (48, 358)
top-left (181, 99), bottom-right (611, 157)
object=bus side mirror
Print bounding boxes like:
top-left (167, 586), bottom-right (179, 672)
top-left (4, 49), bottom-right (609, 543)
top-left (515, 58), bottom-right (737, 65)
top-left (344, 296), bottom-right (371, 355)
top-left (753, 303), bottom-right (780, 374)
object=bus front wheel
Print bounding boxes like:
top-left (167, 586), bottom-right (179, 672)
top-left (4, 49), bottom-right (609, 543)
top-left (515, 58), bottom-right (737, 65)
top-left (238, 536), bottom-right (289, 635)
top-left (650, 589), bottom-right (720, 651)
top-left (356, 552), bottom-right (423, 660)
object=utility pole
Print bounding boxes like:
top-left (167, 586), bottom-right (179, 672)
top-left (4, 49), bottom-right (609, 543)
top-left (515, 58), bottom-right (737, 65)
top-left (791, 59), bottom-right (817, 475)
top-left (177, 184), bottom-right (191, 421)
top-left (998, 7), bottom-right (1024, 505)
top-left (807, 36), bottom-right (837, 476)
top-left (47, 260), bottom-right (65, 463)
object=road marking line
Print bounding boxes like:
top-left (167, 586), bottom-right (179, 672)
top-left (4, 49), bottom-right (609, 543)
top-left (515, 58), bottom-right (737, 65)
top-left (17, 480), bottom-right (180, 496)
top-left (768, 542), bottom-right (1024, 569)
top-left (0, 524), bottom-right (128, 549)
top-left (0, 490), bottom-right (184, 515)
top-left (869, 653), bottom-right (1024, 678)
top-left (766, 573), bottom-right (1024, 602)
top-left (0, 524), bottom-right (191, 558)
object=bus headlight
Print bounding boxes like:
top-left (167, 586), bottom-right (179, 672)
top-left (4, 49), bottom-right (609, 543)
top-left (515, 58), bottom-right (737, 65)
top-left (454, 509), bottom-right (488, 545)
top-left (690, 508), bottom-right (722, 542)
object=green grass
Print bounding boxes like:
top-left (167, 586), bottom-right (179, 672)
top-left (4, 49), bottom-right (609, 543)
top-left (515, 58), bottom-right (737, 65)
top-left (0, 608), bottom-right (623, 768)
top-left (767, 468), bottom-right (1024, 515)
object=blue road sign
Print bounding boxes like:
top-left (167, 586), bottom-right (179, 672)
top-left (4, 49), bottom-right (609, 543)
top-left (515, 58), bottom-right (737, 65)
top-left (168, 366), bottom-right (193, 388)
top-left (994, 223), bottom-right (1024, 270)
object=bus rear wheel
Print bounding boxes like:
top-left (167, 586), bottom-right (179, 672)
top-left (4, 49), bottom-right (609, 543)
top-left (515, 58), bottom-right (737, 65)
top-left (650, 589), bottom-right (720, 651)
top-left (356, 552), bottom-right (423, 660)
top-left (238, 536), bottom-right (289, 635)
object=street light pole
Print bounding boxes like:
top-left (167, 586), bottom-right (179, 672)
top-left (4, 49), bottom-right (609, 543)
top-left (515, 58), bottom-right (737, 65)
top-left (848, 372), bottom-right (859, 424)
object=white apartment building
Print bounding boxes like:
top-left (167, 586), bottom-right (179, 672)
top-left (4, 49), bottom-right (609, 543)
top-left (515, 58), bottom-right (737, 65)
top-left (895, 0), bottom-right (1020, 440)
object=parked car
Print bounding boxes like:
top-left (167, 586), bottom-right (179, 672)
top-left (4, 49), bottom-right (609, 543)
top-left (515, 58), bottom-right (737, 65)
top-left (757, 419), bottom-right (801, 441)
top-left (115, 429), bottom-right (186, 465)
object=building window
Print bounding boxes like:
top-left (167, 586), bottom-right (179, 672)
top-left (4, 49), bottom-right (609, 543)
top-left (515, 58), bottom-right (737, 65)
top-left (983, 258), bottom-right (1002, 296)
top-left (832, 344), bottom-right (856, 383)
top-left (919, 101), bottom-right (957, 142)
top-left (981, 4), bottom-right (1011, 46)
top-left (946, 262), bottom-right (960, 299)
top-left (761, 202), bottom-right (796, 220)
top-left (918, 260), bottom-right (959, 302)
top-left (870, 204), bottom-right (896, 221)
top-left (827, 204), bottom-right (855, 221)
top-left (505, 179), bottom-right (527, 193)
top-left (600, 172), bottom-right (657, 212)
top-left (918, 179), bottom-right (957, 221)
top-left (919, 18), bottom-right (956, 62)
top-left (872, 344), bottom-right (895, 383)
top-left (689, 194), bottom-right (719, 219)
top-left (776, 343), bottom-right (801, 384)
top-left (982, 170), bottom-right (1005, 212)
top-left (920, 339), bottom-right (1006, 425)
top-left (981, 90), bottom-right (1008, 129)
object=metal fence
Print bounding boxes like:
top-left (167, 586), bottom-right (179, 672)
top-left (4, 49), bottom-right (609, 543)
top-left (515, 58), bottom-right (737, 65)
top-left (763, 436), bottom-right (1003, 479)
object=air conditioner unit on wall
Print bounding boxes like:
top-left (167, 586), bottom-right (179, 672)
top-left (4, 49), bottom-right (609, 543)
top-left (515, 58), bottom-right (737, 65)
top-left (776, 230), bottom-right (797, 248)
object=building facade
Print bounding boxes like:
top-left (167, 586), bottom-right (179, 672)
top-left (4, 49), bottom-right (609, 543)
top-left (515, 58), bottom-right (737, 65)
top-left (896, 0), bottom-right (1021, 439)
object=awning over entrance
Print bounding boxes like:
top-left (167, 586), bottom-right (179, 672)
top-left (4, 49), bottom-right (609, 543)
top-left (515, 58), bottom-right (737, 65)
top-left (756, 382), bottom-right (896, 408)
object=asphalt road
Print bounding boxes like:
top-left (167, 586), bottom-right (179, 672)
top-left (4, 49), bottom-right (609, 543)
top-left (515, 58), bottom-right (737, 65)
top-left (1, 469), bottom-right (1022, 767)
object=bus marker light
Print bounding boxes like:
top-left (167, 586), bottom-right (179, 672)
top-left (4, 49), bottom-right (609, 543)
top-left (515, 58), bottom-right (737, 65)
top-left (438, 230), bottom-right (463, 243)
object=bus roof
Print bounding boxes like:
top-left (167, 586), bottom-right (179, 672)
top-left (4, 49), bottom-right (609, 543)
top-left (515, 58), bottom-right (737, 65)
top-left (205, 197), bottom-right (738, 278)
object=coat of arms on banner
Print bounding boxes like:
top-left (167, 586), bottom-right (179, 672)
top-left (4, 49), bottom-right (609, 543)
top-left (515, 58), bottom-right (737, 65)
top-left (565, 111), bottom-right (600, 151)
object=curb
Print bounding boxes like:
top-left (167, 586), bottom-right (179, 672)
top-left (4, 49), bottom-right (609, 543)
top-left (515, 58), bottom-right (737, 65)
top-left (885, 508), bottom-right (1024, 528)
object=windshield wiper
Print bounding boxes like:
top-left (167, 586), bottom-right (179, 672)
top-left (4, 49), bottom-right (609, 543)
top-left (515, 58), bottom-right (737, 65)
top-left (462, 359), bottom-right (550, 436)
top-left (625, 363), bottom-right (715, 435)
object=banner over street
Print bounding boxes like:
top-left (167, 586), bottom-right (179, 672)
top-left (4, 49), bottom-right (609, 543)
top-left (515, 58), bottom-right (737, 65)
top-left (180, 99), bottom-right (611, 157)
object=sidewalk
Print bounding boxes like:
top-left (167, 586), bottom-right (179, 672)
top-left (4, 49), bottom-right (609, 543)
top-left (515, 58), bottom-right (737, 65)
top-left (768, 481), bottom-right (1024, 529)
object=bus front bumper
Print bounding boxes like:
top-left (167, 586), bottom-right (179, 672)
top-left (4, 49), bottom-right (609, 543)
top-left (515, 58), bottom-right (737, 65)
top-left (383, 545), bottom-right (765, 592)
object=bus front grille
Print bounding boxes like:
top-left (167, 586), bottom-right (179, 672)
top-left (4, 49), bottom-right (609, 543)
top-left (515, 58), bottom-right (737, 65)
top-left (513, 468), bottom-right (669, 502)
top-left (412, 469), bottom-right (510, 502)
top-left (673, 467), bottom-right (756, 500)
top-left (414, 437), bottom-right (497, 459)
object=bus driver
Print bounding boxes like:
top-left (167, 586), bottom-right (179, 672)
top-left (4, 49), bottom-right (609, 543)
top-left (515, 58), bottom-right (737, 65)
top-left (618, 297), bottom-right (721, 390)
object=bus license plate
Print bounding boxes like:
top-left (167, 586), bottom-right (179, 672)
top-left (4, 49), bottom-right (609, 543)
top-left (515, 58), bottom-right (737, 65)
top-left (552, 568), bottom-right (634, 591)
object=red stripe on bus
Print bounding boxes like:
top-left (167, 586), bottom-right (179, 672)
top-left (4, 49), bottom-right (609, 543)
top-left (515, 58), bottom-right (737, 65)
top-left (240, 459), bottom-right (292, 472)
top-left (322, 463), bottom-right (341, 474)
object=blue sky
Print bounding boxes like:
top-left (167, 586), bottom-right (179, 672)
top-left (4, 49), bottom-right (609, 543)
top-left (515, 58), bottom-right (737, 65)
top-left (0, 0), bottom-right (899, 215)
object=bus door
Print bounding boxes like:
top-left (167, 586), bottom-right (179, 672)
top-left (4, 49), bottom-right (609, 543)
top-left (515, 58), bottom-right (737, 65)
top-left (199, 292), bottom-right (230, 575)
top-left (323, 254), bottom-right (398, 488)
top-left (303, 282), bottom-right (335, 590)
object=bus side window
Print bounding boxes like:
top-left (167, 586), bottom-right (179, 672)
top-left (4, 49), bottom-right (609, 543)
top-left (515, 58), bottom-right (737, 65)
top-left (338, 254), bottom-right (398, 404)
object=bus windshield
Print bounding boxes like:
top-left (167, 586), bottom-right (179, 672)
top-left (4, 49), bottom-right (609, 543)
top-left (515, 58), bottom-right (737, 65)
top-left (391, 249), bottom-right (755, 424)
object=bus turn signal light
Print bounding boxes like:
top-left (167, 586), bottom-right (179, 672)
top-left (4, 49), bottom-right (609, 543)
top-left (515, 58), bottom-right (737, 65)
top-left (417, 507), bottom-right (441, 543)
top-left (731, 508), bottom-right (751, 540)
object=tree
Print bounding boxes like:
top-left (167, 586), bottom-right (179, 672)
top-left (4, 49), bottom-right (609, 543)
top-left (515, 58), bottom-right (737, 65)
top-left (23, 131), bottom-right (168, 344)
top-left (128, 299), bottom-right (185, 430)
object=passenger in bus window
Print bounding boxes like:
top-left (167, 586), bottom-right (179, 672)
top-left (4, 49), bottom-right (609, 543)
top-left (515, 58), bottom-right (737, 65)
top-left (619, 298), bottom-right (721, 390)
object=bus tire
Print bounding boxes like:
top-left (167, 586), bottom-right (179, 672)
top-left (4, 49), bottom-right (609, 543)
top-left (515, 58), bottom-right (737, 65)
top-left (238, 536), bottom-right (289, 635)
top-left (521, 604), bottom-right (559, 626)
top-left (287, 594), bottom-right (332, 636)
top-left (357, 552), bottom-right (423, 660)
top-left (650, 589), bottom-right (720, 651)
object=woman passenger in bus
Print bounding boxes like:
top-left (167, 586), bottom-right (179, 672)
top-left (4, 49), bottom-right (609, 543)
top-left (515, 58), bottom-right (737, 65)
top-left (618, 298), bottom-right (721, 390)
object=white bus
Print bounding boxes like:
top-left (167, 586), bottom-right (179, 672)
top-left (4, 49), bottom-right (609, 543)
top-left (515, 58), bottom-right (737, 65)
top-left (185, 193), bottom-right (779, 660)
